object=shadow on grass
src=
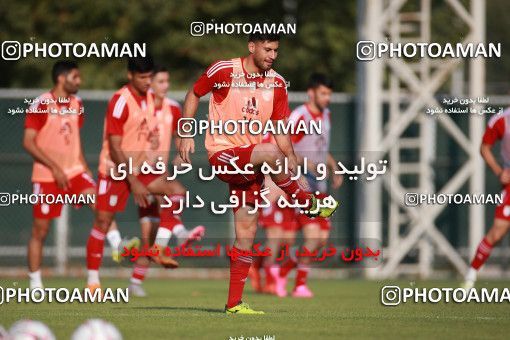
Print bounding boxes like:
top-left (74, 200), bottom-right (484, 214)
top-left (128, 306), bottom-right (224, 313)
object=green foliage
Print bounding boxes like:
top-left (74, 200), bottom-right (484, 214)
top-left (0, 1), bottom-right (507, 92)
top-left (0, 0), bottom-right (357, 91)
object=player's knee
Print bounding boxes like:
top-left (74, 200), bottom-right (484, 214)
top-left (95, 213), bottom-right (113, 231)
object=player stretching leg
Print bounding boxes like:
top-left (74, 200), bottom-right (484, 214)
top-left (463, 109), bottom-right (510, 290)
top-left (180, 33), bottom-right (339, 314)
top-left (128, 66), bottom-right (205, 297)
top-left (275, 74), bottom-right (343, 298)
top-left (128, 197), bottom-right (160, 297)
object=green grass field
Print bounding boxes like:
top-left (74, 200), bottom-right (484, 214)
top-left (1, 278), bottom-right (510, 339)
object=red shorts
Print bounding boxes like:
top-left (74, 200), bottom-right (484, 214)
top-left (259, 205), bottom-right (298, 231)
top-left (96, 173), bottom-right (160, 213)
top-left (209, 144), bottom-right (264, 213)
top-left (32, 172), bottom-right (96, 219)
top-left (495, 186), bottom-right (510, 220)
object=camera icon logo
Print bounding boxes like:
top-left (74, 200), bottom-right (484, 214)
top-left (178, 118), bottom-right (197, 138)
top-left (190, 22), bottom-right (206, 37)
top-left (381, 285), bottom-right (401, 306)
top-left (0, 193), bottom-right (11, 206)
top-left (356, 41), bottom-right (376, 61)
top-left (2, 41), bottom-right (21, 60)
top-left (404, 193), bottom-right (419, 207)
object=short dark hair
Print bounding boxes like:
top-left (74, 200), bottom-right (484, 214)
top-left (51, 60), bottom-right (78, 84)
top-left (307, 73), bottom-right (334, 90)
top-left (248, 32), bottom-right (280, 43)
top-left (153, 65), bottom-right (168, 75)
top-left (127, 56), bottom-right (154, 73)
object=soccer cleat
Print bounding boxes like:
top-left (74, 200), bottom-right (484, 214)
top-left (274, 273), bottom-right (288, 297)
top-left (112, 237), bottom-right (140, 263)
top-left (248, 265), bottom-right (263, 293)
top-left (292, 285), bottom-right (314, 298)
top-left (225, 301), bottom-right (265, 315)
top-left (128, 283), bottom-right (147, 297)
top-left (150, 244), bottom-right (179, 269)
top-left (179, 225), bottom-right (206, 248)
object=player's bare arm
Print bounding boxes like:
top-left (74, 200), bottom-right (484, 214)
top-left (178, 88), bottom-right (199, 163)
top-left (108, 134), bottom-right (149, 207)
top-left (23, 128), bottom-right (69, 190)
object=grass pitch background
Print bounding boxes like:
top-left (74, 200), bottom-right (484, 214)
top-left (1, 279), bottom-right (510, 339)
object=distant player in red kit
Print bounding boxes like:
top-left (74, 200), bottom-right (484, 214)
top-left (23, 61), bottom-right (94, 289)
top-left (128, 65), bottom-right (205, 297)
top-left (463, 108), bottom-right (510, 290)
top-left (275, 73), bottom-right (343, 298)
top-left (180, 33), bottom-right (339, 314)
top-left (86, 57), bottom-right (201, 294)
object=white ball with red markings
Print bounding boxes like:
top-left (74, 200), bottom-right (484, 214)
top-left (71, 319), bottom-right (122, 340)
top-left (9, 320), bottom-right (55, 340)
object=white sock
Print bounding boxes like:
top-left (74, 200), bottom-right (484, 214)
top-left (106, 229), bottom-right (122, 250)
top-left (172, 224), bottom-right (188, 239)
top-left (155, 227), bottom-right (172, 247)
top-left (87, 270), bottom-right (100, 285)
top-left (465, 267), bottom-right (477, 282)
top-left (130, 278), bottom-right (143, 285)
top-left (28, 270), bottom-right (42, 289)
